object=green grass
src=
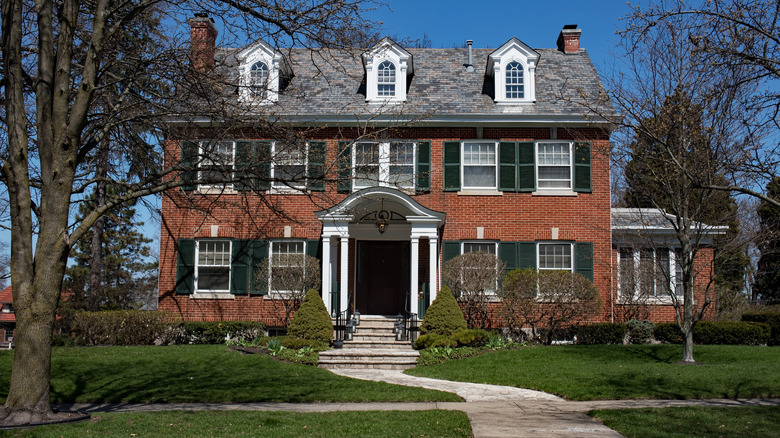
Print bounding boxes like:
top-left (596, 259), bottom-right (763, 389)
top-left (590, 406), bottom-right (780, 438)
top-left (406, 344), bottom-right (780, 400)
top-left (0, 345), bottom-right (461, 403)
top-left (0, 410), bottom-right (472, 437)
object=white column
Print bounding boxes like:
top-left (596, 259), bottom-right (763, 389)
top-left (429, 237), bottom-right (438, 303)
top-left (321, 236), bottom-right (332, 315)
top-left (410, 236), bottom-right (419, 315)
top-left (340, 236), bottom-right (349, 314)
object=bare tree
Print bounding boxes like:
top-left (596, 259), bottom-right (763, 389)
top-left (500, 269), bottom-right (601, 345)
top-left (443, 252), bottom-right (505, 329)
top-left (253, 254), bottom-right (321, 329)
top-left (0, 0), bottom-right (383, 425)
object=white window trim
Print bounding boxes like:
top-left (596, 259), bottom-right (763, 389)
top-left (271, 140), bottom-right (309, 192)
top-left (197, 140), bottom-right (236, 193)
top-left (193, 239), bottom-right (234, 299)
top-left (617, 246), bottom-right (684, 304)
top-left (461, 140), bottom-right (498, 191)
top-left (352, 140), bottom-right (416, 191)
top-left (534, 140), bottom-right (575, 195)
top-left (487, 38), bottom-right (539, 104)
top-left (264, 240), bottom-right (307, 298)
top-left (376, 60), bottom-right (397, 98)
top-left (537, 242), bottom-right (574, 272)
top-left (237, 41), bottom-right (284, 104)
top-left (363, 38), bottom-right (412, 104)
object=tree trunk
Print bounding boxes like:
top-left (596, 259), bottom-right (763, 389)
top-left (89, 141), bottom-right (109, 311)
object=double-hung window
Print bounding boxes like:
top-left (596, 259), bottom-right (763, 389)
top-left (272, 141), bottom-right (307, 188)
top-left (195, 240), bottom-right (232, 293)
top-left (353, 141), bottom-right (416, 190)
top-left (538, 243), bottom-right (573, 272)
top-left (270, 241), bottom-right (305, 293)
top-left (198, 141), bottom-right (235, 191)
top-left (537, 142), bottom-right (572, 190)
top-left (377, 61), bottom-right (396, 97)
top-left (462, 142), bottom-right (497, 189)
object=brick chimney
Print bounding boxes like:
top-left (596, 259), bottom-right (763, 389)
top-left (189, 13), bottom-right (217, 73)
top-left (557, 24), bottom-right (581, 54)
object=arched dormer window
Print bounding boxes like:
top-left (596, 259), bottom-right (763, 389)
top-left (250, 61), bottom-right (269, 98)
top-left (505, 61), bottom-right (524, 99)
top-left (377, 61), bottom-right (396, 97)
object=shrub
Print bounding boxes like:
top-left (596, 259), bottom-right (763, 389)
top-left (414, 333), bottom-right (456, 350)
top-left (742, 312), bottom-right (780, 346)
top-left (281, 336), bottom-right (329, 351)
top-left (176, 321), bottom-right (265, 345)
top-left (450, 328), bottom-right (490, 348)
top-left (653, 322), bottom-right (683, 343)
top-left (626, 320), bottom-right (655, 344)
top-left (71, 310), bottom-right (169, 345)
top-left (276, 347), bottom-right (319, 366)
top-left (443, 252), bottom-right (505, 329)
top-left (286, 289), bottom-right (333, 344)
top-left (420, 285), bottom-right (467, 336)
top-left (693, 321), bottom-right (771, 345)
top-left (573, 323), bottom-right (627, 345)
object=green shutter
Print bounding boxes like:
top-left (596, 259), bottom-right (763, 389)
top-left (518, 142), bottom-right (535, 192)
top-left (443, 141), bottom-right (461, 191)
top-left (181, 141), bottom-right (197, 191)
top-left (306, 239), bottom-right (322, 260)
top-left (230, 239), bottom-right (251, 295)
top-left (256, 141), bottom-right (271, 191)
top-left (176, 239), bottom-right (195, 294)
top-left (307, 141), bottom-right (327, 191)
top-left (337, 140), bottom-right (352, 193)
top-left (517, 242), bottom-right (537, 270)
top-left (499, 242), bottom-right (518, 271)
top-left (499, 142), bottom-right (518, 192)
top-left (574, 141), bottom-right (592, 193)
top-left (249, 240), bottom-right (269, 296)
top-left (575, 242), bottom-right (594, 282)
top-left (442, 241), bottom-right (462, 265)
top-left (416, 141), bottom-right (431, 192)
top-left (234, 140), bottom-right (252, 191)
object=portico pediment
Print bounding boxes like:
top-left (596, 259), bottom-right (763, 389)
top-left (315, 187), bottom-right (445, 227)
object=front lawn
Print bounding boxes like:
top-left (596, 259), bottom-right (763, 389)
top-left (406, 344), bottom-right (780, 400)
top-left (0, 345), bottom-right (461, 403)
top-left (0, 410), bottom-right (472, 437)
top-left (590, 406), bottom-right (780, 438)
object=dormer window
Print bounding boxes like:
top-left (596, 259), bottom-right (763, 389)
top-left (377, 61), bottom-right (396, 97)
top-left (249, 61), bottom-right (269, 98)
top-left (487, 38), bottom-right (539, 104)
top-left (363, 37), bottom-right (413, 104)
top-left (237, 38), bottom-right (292, 104)
top-left (505, 61), bottom-right (524, 99)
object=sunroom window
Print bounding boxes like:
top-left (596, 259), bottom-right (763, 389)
top-left (618, 247), bottom-right (684, 300)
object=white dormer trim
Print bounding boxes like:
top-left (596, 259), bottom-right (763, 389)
top-left (363, 37), bottom-right (413, 104)
top-left (236, 38), bottom-right (291, 104)
top-left (486, 37), bottom-right (540, 104)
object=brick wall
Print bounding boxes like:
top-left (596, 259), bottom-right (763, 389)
top-left (159, 127), bottom-right (617, 324)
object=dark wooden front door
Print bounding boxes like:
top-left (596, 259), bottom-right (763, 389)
top-left (355, 241), bottom-right (409, 315)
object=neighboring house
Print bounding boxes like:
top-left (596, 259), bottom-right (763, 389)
top-left (0, 286), bottom-right (15, 347)
top-left (157, 15), bottom-right (716, 328)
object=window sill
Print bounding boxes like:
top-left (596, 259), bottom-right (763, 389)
top-left (270, 186), bottom-right (306, 195)
top-left (191, 292), bottom-right (235, 300)
top-left (532, 190), bottom-right (577, 197)
top-left (457, 189), bottom-right (503, 196)
top-left (197, 187), bottom-right (237, 195)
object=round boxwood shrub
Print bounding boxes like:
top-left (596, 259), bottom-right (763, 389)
top-left (414, 333), bottom-right (456, 350)
top-left (286, 289), bottom-right (333, 344)
top-left (573, 323), bottom-right (627, 345)
top-left (626, 320), bottom-right (655, 344)
top-left (420, 285), bottom-right (467, 336)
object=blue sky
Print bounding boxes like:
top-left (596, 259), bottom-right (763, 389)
top-left (366, 1), bottom-right (635, 72)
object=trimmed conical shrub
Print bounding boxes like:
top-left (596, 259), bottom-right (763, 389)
top-left (287, 289), bottom-right (333, 343)
top-left (420, 285), bottom-right (467, 336)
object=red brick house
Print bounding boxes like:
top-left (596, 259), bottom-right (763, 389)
top-left (0, 286), bottom-right (15, 347)
top-left (157, 16), bottom-right (718, 328)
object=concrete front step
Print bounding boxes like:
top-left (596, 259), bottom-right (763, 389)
top-left (343, 340), bottom-right (414, 349)
top-left (319, 348), bottom-right (419, 370)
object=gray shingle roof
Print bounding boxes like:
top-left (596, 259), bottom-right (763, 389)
top-left (217, 45), bottom-right (613, 123)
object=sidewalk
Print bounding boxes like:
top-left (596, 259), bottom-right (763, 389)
top-left (54, 369), bottom-right (780, 438)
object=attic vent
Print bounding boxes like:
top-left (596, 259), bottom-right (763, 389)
top-left (465, 40), bottom-right (474, 72)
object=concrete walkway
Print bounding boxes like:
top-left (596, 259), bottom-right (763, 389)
top-left (54, 369), bottom-right (780, 438)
